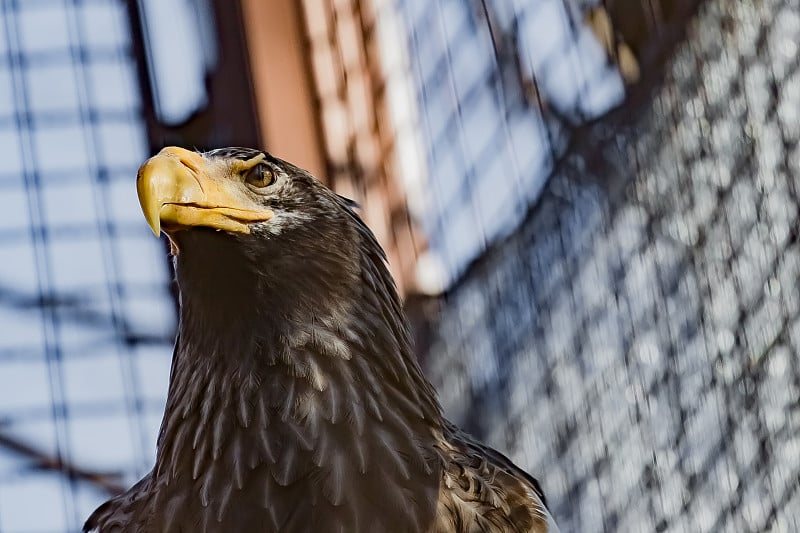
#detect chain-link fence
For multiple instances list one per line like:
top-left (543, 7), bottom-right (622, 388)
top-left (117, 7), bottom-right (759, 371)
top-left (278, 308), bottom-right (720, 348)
top-left (2, 0), bottom-right (798, 531)
top-left (0, 1), bottom-right (174, 531)
top-left (418, 1), bottom-right (800, 531)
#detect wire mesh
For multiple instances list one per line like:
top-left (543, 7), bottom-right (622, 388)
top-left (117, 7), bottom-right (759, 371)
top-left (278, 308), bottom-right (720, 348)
top-left (397, 0), bottom-right (630, 288)
top-left (0, 0), bottom-right (174, 531)
top-left (1, 0), bottom-right (798, 531)
top-left (413, 0), bottom-right (800, 531)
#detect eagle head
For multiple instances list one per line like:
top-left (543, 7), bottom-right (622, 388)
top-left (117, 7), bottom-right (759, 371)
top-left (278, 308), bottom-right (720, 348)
top-left (137, 146), bottom-right (365, 321)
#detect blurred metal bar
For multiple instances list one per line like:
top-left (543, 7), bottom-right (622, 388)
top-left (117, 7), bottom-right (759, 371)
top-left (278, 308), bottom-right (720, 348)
top-left (0, 432), bottom-right (126, 496)
top-left (239, 0), bottom-right (326, 178)
top-left (125, 0), bottom-right (262, 151)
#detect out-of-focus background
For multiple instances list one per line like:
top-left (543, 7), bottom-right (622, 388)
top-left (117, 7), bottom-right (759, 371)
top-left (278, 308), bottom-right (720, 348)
top-left (1, 0), bottom-right (798, 531)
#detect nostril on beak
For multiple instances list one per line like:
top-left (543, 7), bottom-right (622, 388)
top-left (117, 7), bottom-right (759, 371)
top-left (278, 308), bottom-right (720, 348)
top-left (179, 157), bottom-right (200, 174)
top-left (157, 147), bottom-right (204, 174)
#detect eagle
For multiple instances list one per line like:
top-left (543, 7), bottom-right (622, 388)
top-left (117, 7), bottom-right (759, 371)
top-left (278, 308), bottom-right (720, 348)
top-left (85, 146), bottom-right (558, 532)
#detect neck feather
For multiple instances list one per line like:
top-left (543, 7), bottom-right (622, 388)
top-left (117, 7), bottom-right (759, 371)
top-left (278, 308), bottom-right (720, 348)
top-left (151, 226), bottom-right (442, 530)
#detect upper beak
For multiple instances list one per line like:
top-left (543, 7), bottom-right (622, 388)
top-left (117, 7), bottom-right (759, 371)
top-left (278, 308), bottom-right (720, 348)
top-left (136, 146), bottom-right (274, 237)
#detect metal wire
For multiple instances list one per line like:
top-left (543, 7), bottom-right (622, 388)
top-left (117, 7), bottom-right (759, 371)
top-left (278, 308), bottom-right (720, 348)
top-left (0, 1), bottom-right (174, 531)
top-left (414, 1), bottom-right (800, 531)
top-left (2, 0), bottom-right (798, 532)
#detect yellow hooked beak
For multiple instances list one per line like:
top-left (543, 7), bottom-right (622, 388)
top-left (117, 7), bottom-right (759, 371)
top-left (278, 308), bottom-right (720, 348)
top-left (136, 146), bottom-right (274, 237)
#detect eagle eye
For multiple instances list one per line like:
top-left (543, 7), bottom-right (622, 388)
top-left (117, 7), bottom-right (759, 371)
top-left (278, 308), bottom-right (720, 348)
top-left (243, 164), bottom-right (276, 188)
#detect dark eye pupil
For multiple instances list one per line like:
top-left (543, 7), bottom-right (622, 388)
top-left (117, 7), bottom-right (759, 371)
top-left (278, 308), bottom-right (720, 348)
top-left (245, 164), bottom-right (274, 188)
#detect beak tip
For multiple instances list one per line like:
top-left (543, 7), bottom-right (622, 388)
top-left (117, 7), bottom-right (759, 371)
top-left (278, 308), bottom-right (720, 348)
top-left (142, 207), bottom-right (162, 237)
top-left (137, 158), bottom-right (167, 238)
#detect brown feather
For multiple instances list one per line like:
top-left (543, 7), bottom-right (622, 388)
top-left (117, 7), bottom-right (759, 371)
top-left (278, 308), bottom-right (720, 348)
top-left (84, 148), bottom-right (555, 533)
